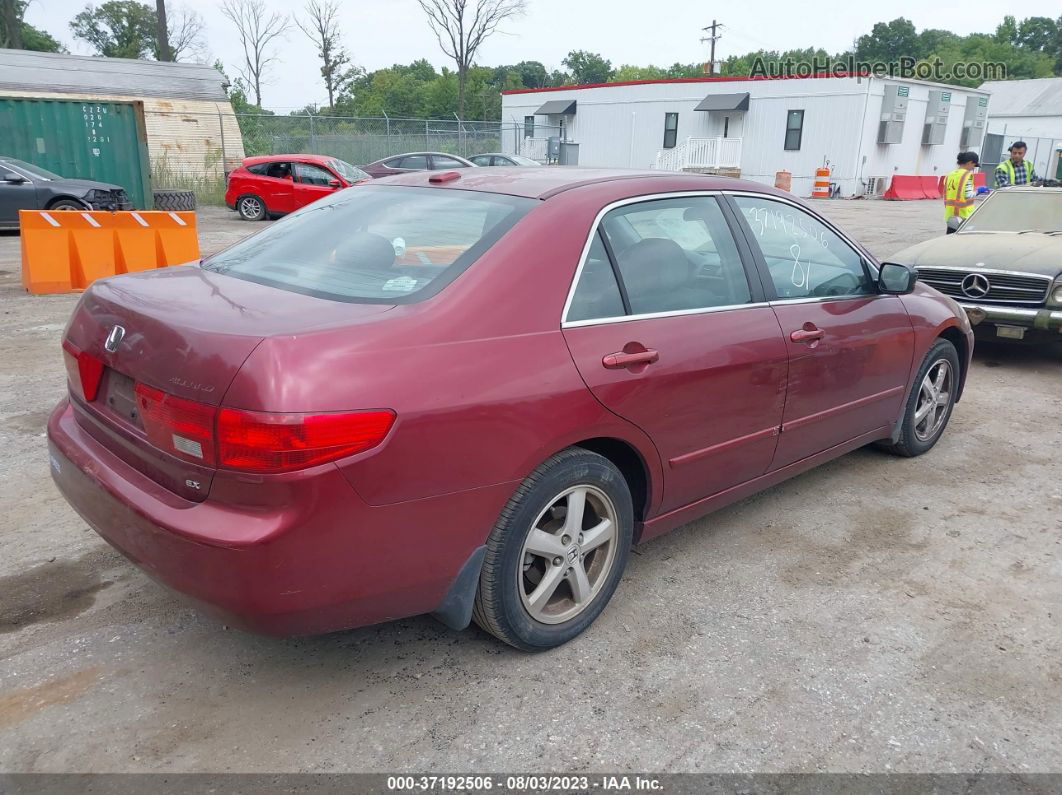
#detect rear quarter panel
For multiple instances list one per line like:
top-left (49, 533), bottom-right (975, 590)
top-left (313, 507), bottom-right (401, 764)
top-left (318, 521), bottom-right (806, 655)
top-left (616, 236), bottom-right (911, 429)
top-left (221, 187), bottom-right (670, 510)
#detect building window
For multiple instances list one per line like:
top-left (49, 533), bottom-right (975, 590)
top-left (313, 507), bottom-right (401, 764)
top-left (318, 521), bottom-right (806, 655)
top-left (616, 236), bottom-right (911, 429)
top-left (784, 110), bottom-right (804, 151)
top-left (663, 112), bottom-right (679, 149)
top-left (523, 115), bottom-right (534, 138)
top-left (723, 116), bottom-right (730, 138)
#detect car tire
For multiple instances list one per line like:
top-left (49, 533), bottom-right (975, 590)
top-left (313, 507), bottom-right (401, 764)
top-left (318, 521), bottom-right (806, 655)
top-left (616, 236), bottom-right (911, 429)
top-left (472, 448), bottom-right (633, 651)
top-left (879, 338), bottom-right (961, 457)
top-left (153, 189), bottom-right (196, 212)
top-left (236, 195), bottom-right (267, 221)
top-left (48, 199), bottom-right (85, 211)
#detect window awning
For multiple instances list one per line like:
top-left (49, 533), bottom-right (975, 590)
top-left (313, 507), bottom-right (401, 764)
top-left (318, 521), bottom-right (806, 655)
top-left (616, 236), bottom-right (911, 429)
top-left (535, 99), bottom-right (577, 115)
top-left (694, 92), bottom-right (749, 112)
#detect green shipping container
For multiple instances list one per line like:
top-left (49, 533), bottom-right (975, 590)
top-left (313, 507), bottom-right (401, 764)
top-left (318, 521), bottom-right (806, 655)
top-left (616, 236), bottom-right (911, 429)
top-left (0, 96), bottom-right (152, 209)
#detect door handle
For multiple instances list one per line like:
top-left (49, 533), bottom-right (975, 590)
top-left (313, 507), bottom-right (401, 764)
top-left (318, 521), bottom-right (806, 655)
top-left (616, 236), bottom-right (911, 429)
top-left (790, 325), bottom-right (825, 344)
top-left (602, 349), bottom-right (659, 369)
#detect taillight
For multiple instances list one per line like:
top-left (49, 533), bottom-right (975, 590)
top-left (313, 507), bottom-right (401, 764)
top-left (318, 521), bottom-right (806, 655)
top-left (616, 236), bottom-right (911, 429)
top-left (62, 340), bottom-right (104, 401)
top-left (217, 407), bottom-right (395, 473)
top-left (135, 383), bottom-right (218, 465)
top-left (133, 382), bottom-right (394, 473)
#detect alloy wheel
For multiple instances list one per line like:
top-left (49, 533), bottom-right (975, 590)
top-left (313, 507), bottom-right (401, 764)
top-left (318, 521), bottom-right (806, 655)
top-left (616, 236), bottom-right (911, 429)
top-left (518, 485), bottom-right (618, 625)
top-left (913, 358), bottom-right (953, 442)
top-left (239, 197), bottom-right (263, 219)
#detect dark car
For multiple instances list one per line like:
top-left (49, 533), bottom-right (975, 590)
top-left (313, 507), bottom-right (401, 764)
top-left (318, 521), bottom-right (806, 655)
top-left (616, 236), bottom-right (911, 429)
top-left (0, 156), bottom-right (132, 229)
top-left (470, 153), bottom-right (542, 167)
top-left (892, 187), bottom-right (1062, 345)
top-left (48, 167), bottom-right (972, 650)
top-left (360, 151), bottom-right (475, 178)
top-left (225, 154), bottom-right (371, 221)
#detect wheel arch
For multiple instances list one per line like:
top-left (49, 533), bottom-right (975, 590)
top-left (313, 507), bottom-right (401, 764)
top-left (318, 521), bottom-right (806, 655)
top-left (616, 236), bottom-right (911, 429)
top-left (45, 195), bottom-right (88, 210)
top-left (572, 436), bottom-right (652, 542)
top-left (937, 324), bottom-right (969, 401)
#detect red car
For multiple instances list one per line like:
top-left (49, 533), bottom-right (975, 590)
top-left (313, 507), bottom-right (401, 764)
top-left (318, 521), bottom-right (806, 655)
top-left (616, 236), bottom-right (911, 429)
top-left (224, 154), bottom-right (370, 221)
top-left (48, 168), bottom-right (973, 650)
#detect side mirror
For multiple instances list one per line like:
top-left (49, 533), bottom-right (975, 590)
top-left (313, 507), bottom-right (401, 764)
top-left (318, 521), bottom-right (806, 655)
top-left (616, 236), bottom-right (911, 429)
top-left (878, 262), bottom-right (918, 295)
top-left (328, 179), bottom-right (342, 188)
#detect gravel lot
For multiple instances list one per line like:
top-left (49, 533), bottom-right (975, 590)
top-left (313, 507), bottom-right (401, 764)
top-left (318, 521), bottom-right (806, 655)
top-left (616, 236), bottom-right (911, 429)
top-left (0, 199), bottom-right (1059, 774)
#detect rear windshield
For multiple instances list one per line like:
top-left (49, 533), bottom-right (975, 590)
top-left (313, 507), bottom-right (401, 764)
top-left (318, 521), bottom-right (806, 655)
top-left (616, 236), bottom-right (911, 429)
top-left (203, 185), bottom-right (536, 303)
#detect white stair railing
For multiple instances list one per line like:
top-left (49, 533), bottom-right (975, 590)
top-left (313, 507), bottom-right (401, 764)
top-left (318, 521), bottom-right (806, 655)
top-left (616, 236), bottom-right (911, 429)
top-left (654, 137), bottom-right (742, 171)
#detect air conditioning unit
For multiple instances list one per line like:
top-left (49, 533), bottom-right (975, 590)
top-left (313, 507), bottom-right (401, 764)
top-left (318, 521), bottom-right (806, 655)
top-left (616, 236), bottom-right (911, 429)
top-left (960, 95), bottom-right (988, 148)
top-left (864, 176), bottom-right (889, 195)
top-left (921, 89), bottom-right (950, 146)
top-left (878, 84), bottom-right (909, 145)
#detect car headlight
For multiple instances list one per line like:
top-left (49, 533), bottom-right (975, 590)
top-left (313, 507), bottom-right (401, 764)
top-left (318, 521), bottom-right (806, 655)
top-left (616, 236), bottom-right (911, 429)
top-left (1050, 282), bottom-right (1062, 307)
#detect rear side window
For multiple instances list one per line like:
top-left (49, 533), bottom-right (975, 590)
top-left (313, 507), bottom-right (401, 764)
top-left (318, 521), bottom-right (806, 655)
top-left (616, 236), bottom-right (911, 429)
top-left (567, 233), bottom-right (625, 322)
top-left (602, 197), bottom-right (750, 315)
top-left (397, 155), bottom-right (427, 169)
top-left (203, 186), bottom-right (536, 304)
top-left (246, 163), bottom-right (269, 175)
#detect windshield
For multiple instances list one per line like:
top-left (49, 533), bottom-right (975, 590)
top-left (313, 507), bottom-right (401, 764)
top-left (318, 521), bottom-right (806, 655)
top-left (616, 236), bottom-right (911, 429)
top-left (203, 185), bottom-right (536, 303)
top-left (329, 158), bottom-right (369, 182)
top-left (5, 158), bottom-right (62, 180)
top-left (961, 190), bottom-right (1062, 233)
top-left (509, 154), bottom-right (540, 166)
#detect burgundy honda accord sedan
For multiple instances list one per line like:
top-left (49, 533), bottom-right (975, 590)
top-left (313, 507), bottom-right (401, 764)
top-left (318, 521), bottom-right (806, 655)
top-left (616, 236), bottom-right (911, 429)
top-left (48, 168), bottom-right (973, 650)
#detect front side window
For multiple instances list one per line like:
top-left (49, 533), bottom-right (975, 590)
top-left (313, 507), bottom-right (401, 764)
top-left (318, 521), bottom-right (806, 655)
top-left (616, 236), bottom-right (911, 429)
top-left (784, 110), bottom-right (804, 151)
top-left (431, 155), bottom-right (468, 169)
top-left (732, 196), bottom-right (873, 300)
top-left (203, 186), bottom-right (535, 304)
top-left (663, 112), bottom-right (679, 149)
top-left (294, 163), bottom-right (335, 185)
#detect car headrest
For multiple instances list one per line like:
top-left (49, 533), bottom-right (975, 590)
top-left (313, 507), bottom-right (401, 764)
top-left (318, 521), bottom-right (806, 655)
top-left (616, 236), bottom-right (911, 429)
top-left (616, 238), bottom-right (690, 296)
top-left (332, 232), bottom-right (396, 270)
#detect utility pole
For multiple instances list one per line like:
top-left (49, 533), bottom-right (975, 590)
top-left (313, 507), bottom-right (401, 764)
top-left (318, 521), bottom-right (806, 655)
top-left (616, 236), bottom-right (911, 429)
top-left (700, 20), bottom-right (723, 75)
top-left (155, 0), bottom-right (171, 61)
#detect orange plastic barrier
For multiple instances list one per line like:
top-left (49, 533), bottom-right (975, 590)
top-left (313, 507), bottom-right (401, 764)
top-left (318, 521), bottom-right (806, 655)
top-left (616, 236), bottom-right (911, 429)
top-left (883, 175), bottom-right (931, 200)
top-left (20, 210), bottom-right (199, 295)
top-left (920, 176), bottom-right (942, 199)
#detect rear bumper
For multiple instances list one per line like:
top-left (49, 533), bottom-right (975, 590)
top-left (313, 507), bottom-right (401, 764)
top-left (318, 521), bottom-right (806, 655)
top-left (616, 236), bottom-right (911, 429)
top-left (959, 302), bottom-right (1062, 332)
top-left (47, 398), bottom-right (515, 635)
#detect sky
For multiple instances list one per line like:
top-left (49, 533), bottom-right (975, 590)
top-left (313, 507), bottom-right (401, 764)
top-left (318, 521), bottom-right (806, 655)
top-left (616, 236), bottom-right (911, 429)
top-left (25, 0), bottom-right (1014, 112)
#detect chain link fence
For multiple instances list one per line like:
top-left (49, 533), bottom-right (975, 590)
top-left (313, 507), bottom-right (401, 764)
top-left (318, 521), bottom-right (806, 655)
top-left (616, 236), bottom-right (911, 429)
top-left (142, 108), bottom-right (561, 206)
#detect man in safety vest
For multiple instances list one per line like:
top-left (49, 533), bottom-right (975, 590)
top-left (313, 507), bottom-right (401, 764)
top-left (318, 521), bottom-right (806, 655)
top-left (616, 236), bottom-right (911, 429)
top-left (944, 152), bottom-right (979, 234)
top-left (995, 141), bottom-right (1038, 188)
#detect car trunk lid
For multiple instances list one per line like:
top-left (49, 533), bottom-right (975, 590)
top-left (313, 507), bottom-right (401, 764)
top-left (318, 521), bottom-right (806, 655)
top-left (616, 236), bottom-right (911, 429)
top-left (64, 265), bottom-right (395, 501)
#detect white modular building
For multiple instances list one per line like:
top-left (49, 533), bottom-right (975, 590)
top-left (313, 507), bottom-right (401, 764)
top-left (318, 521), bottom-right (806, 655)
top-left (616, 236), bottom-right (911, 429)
top-left (501, 75), bottom-right (992, 197)
top-left (979, 77), bottom-right (1062, 180)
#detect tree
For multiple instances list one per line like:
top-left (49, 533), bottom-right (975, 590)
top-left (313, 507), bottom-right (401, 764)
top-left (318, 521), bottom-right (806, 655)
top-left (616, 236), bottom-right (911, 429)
top-left (854, 18), bottom-right (922, 63)
top-left (161, 4), bottom-right (204, 60)
top-left (71, 1), bottom-right (156, 58)
top-left (297, 0), bottom-right (355, 109)
top-left (512, 60), bottom-right (548, 88)
top-left (2, 0), bottom-right (64, 50)
top-left (220, 0), bottom-right (290, 108)
top-left (417, 0), bottom-right (527, 119)
top-left (611, 64), bottom-right (667, 82)
top-left (561, 50), bottom-right (612, 84)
